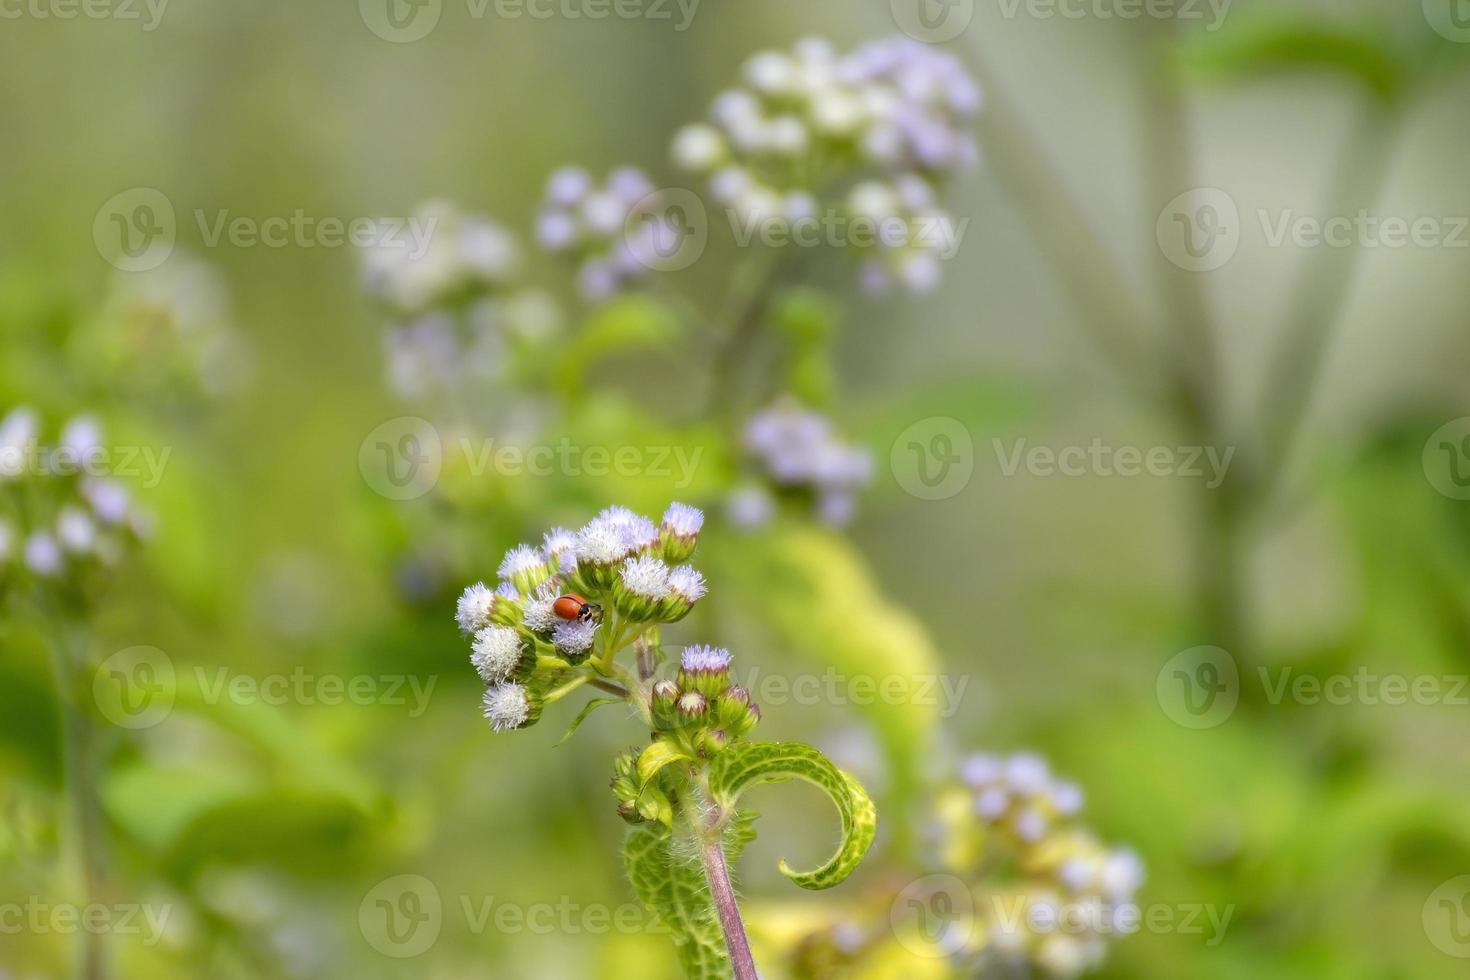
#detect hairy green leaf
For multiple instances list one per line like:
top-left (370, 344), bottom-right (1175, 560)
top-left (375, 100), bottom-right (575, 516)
top-left (623, 825), bottom-right (727, 980)
top-left (636, 740), bottom-right (692, 785)
top-left (708, 741), bottom-right (876, 890)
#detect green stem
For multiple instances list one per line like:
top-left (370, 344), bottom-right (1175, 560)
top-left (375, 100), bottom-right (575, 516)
top-left (44, 612), bottom-right (108, 980)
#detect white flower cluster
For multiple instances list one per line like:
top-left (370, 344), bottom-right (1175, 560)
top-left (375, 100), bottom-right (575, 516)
top-left (96, 254), bottom-right (250, 398)
top-left (672, 35), bottom-right (980, 293)
top-left (456, 503), bottom-right (708, 732)
top-left (730, 400), bottom-right (874, 528)
top-left (535, 166), bottom-right (675, 303)
top-left (0, 408), bottom-right (150, 584)
top-left (955, 752), bottom-right (1145, 978)
top-left (361, 201), bottom-right (561, 399)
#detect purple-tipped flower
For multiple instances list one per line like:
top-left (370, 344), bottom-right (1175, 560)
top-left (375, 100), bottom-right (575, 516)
top-left (660, 502), bottom-right (703, 562)
top-left (679, 645), bottom-right (733, 697)
top-left (498, 544), bottom-right (550, 593)
top-left (553, 617), bottom-right (598, 661)
top-left (542, 526), bottom-right (578, 571)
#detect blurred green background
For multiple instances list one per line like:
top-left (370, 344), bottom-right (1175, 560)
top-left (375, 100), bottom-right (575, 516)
top-left (4, 0), bottom-right (1470, 977)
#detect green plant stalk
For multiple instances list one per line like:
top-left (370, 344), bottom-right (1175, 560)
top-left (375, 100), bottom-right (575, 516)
top-left (45, 613), bottom-right (108, 980)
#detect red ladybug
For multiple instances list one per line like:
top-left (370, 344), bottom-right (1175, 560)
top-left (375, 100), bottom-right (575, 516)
top-left (553, 594), bottom-right (602, 623)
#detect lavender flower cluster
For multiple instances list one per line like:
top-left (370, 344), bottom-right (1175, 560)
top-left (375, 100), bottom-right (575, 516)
top-left (0, 408), bottom-right (150, 585)
top-left (361, 201), bottom-right (560, 399)
top-left (535, 166), bottom-right (678, 303)
top-left (729, 400), bottom-right (874, 529)
top-left (948, 752), bottom-right (1146, 977)
top-left (673, 36), bottom-right (980, 294)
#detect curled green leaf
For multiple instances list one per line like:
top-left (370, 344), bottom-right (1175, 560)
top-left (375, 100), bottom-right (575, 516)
top-left (708, 741), bottom-right (876, 890)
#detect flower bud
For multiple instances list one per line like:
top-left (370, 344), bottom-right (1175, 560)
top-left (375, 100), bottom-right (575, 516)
top-left (652, 679), bottom-right (680, 718)
top-left (676, 690), bottom-right (708, 720)
top-left (456, 581), bottom-right (521, 634)
top-left (470, 625), bottom-right (532, 683)
top-left (698, 728), bottom-right (730, 757)
top-left (552, 618), bottom-right (598, 665)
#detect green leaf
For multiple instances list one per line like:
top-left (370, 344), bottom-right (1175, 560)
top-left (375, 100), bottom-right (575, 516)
top-left (708, 741), bottom-right (876, 891)
top-left (623, 824), bottom-right (730, 980)
top-left (636, 740), bottom-right (692, 785)
top-left (717, 527), bottom-right (939, 857)
top-left (556, 697), bottom-right (623, 745)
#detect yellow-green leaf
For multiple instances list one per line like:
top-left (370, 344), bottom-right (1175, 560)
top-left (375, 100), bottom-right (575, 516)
top-left (708, 741), bottom-right (876, 891)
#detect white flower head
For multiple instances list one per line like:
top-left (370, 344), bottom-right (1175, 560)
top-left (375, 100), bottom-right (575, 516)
top-left (672, 124), bottom-right (727, 173)
top-left (680, 644), bottom-right (732, 674)
top-left (961, 753), bottom-right (1001, 787)
top-left (497, 544), bottom-right (545, 582)
top-left (553, 617), bottom-right (598, 657)
top-left (726, 484), bottom-right (774, 530)
top-left (1005, 753), bottom-right (1051, 797)
top-left (522, 584), bottom-right (561, 633)
top-left (471, 625), bottom-right (524, 683)
top-left (1051, 780), bottom-right (1085, 817)
top-left (975, 786), bottom-right (1009, 821)
top-left (546, 166), bottom-right (592, 207)
top-left (482, 682), bottom-right (533, 732)
top-left (619, 554), bottom-right (671, 600)
top-left (576, 519), bottom-right (632, 567)
top-left (455, 582), bottom-right (498, 634)
top-left (661, 502), bottom-right (704, 538)
top-left (1100, 850), bottom-right (1145, 900)
top-left (667, 565), bottom-right (707, 602)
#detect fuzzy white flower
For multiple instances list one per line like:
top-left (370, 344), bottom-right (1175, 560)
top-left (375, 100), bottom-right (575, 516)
top-left (522, 585), bottom-right (561, 634)
top-left (542, 526), bottom-right (578, 568)
top-left (975, 787), bottom-right (1009, 820)
top-left (576, 520), bottom-right (631, 566)
top-left (619, 554), bottom-right (671, 600)
top-left (552, 618), bottom-right (598, 656)
top-left (497, 544), bottom-right (545, 581)
top-left (471, 626), bottom-right (524, 682)
top-left (456, 581), bottom-right (498, 634)
top-left (672, 124), bottom-right (727, 173)
top-left (667, 565), bottom-right (707, 602)
top-left (482, 682), bottom-right (532, 732)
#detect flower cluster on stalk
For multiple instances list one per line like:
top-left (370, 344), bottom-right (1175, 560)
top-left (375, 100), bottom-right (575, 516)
top-left (940, 753), bottom-right (1145, 977)
top-left (672, 35), bottom-right (980, 293)
top-left (729, 399), bottom-right (874, 528)
top-left (361, 200), bottom-right (560, 399)
top-left (456, 502), bottom-right (716, 734)
top-left (534, 166), bottom-right (676, 303)
top-left (0, 408), bottom-right (150, 591)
